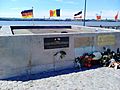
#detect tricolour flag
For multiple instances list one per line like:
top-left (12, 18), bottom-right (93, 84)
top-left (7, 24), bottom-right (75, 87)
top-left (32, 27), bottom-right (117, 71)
top-left (50, 9), bottom-right (60, 17)
top-left (74, 11), bottom-right (82, 16)
top-left (115, 12), bottom-right (119, 21)
top-left (21, 9), bottom-right (33, 18)
top-left (74, 11), bottom-right (82, 19)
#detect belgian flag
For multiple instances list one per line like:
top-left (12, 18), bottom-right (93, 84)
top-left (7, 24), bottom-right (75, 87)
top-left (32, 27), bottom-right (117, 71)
top-left (21, 9), bottom-right (33, 18)
top-left (50, 9), bottom-right (60, 17)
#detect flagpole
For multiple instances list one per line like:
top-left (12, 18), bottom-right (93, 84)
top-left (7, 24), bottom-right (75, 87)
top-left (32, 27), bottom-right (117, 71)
top-left (32, 7), bottom-right (34, 17)
top-left (32, 7), bottom-right (34, 25)
top-left (83, 0), bottom-right (87, 26)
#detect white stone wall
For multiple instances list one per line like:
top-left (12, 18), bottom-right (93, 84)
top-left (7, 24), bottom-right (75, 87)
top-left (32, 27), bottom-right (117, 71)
top-left (0, 34), bottom-right (75, 79)
top-left (0, 30), bottom-right (120, 79)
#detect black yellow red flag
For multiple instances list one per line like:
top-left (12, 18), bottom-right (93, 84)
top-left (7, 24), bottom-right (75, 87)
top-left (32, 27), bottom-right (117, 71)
top-left (21, 9), bottom-right (33, 18)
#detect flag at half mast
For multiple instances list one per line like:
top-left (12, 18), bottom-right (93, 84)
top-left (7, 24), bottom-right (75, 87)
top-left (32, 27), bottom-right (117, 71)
top-left (21, 9), bottom-right (33, 18)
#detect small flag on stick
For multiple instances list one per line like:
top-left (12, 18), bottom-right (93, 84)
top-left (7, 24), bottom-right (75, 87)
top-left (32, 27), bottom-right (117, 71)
top-left (115, 12), bottom-right (119, 21)
top-left (96, 11), bottom-right (102, 20)
top-left (96, 15), bottom-right (101, 20)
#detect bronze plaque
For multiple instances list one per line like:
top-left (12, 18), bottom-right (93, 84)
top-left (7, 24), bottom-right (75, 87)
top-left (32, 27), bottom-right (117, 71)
top-left (74, 37), bottom-right (94, 48)
top-left (97, 35), bottom-right (115, 46)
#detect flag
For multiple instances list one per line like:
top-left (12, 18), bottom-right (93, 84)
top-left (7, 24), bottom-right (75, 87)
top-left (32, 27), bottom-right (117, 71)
top-left (74, 11), bottom-right (82, 16)
top-left (115, 12), bottom-right (119, 21)
top-left (96, 11), bottom-right (102, 20)
top-left (74, 11), bottom-right (82, 19)
top-left (96, 15), bottom-right (101, 20)
top-left (21, 9), bottom-right (33, 18)
top-left (50, 9), bottom-right (60, 17)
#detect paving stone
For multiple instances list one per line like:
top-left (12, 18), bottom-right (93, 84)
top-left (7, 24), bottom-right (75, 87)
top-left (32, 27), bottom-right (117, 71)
top-left (0, 67), bottom-right (119, 90)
